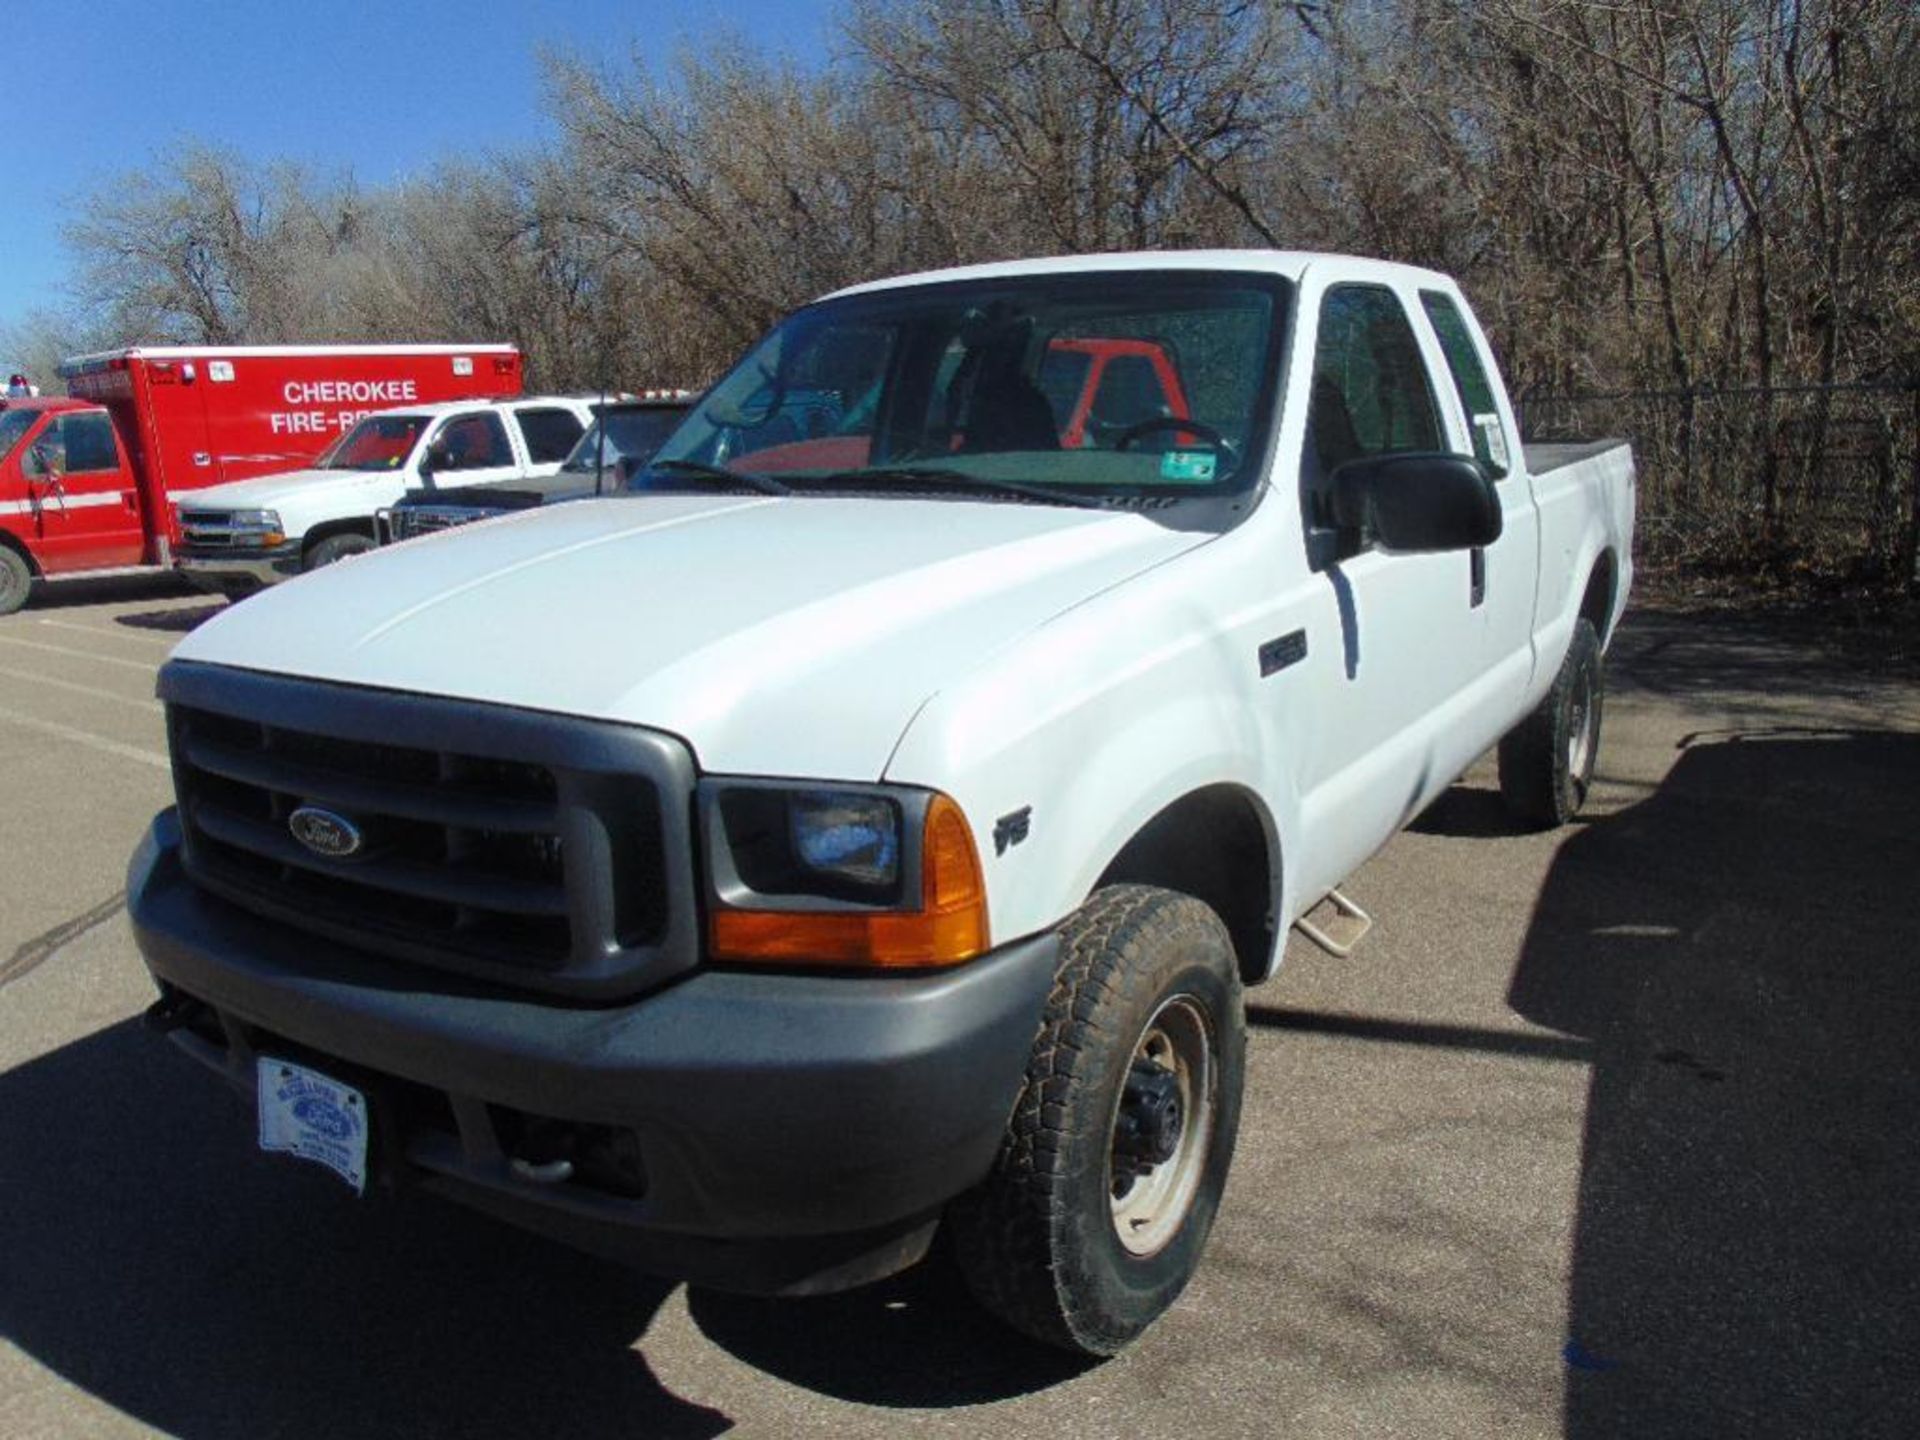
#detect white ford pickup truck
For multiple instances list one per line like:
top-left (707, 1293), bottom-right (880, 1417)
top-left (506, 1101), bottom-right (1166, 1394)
top-left (172, 395), bottom-right (595, 593)
top-left (129, 251), bottom-right (1633, 1355)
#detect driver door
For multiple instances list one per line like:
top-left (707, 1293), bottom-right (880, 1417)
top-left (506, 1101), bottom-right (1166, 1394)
top-left (418, 411), bottom-right (522, 495)
top-left (1285, 280), bottom-right (1493, 900)
top-left (22, 410), bottom-right (144, 573)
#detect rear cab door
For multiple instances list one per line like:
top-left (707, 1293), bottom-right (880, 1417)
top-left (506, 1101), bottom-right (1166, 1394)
top-left (1411, 286), bottom-right (1540, 701)
top-left (508, 403), bottom-right (589, 479)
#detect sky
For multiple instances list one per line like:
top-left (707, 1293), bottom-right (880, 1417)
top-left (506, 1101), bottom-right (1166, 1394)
top-left (2, 0), bottom-right (835, 371)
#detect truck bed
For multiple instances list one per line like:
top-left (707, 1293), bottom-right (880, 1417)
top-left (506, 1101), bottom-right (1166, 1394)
top-left (1524, 439), bottom-right (1631, 476)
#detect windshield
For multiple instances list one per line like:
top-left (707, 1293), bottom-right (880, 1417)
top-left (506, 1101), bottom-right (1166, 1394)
top-left (311, 428), bottom-right (348, 468)
top-left (644, 271), bottom-right (1288, 502)
top-left (0, 408), bottom-right (38, 465)
top-left (322, 414), bottom-right (429, 471)
top-left (562, 406), bottom-right (688, 474)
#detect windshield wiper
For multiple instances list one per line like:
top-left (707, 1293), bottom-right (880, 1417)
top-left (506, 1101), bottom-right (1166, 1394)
top-left (647, 458), bottom-right (791, 496)
top-left (822, 466), bottom-right (1108, 510)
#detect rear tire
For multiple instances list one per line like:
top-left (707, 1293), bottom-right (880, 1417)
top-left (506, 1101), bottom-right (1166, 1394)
top-left (0, 545), bottom-right (33, 615)
top-left (304, 532), bottom-right (375, 571)
top-left (948, 884), bottom-right (1245, 1356)
top-left (1499, 617), bottom-right (1603, 827)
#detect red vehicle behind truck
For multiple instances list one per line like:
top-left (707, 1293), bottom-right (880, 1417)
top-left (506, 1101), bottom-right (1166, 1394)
top-left (0, 344), bottom-right (521, 615)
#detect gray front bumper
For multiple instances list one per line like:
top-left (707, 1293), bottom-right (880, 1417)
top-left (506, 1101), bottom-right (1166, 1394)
top-left (127, 811), bottom-right (1056, 1290)
top-left (174, 542), bottom-right (302, 587)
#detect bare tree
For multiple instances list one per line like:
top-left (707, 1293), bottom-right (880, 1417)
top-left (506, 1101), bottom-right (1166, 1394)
top-left (64, 144), bottom-right (376, 344)
top-left (853, 0), bottom-right (1296, 252)
top-left (28, 0), bottom-right (1920, 584)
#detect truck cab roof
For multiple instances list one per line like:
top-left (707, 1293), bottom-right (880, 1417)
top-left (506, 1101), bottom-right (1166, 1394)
top-left (365, 396), bottom-right (562, 422)
top-left (826, 248), bottom-right (1459, 301)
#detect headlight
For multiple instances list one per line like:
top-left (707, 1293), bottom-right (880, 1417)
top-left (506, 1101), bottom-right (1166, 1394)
top-left (790, 789), bottom-right (901, 889)
top-left (226, 509), bottom-right (283, 532)
top-left (701, 780), bottom-right (988, 969)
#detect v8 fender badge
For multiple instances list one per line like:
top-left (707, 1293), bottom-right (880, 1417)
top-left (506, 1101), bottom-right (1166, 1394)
top-left (993, 806), bottom-right (1032, 856)
top-left (288, 805), bottom-right (365, 859)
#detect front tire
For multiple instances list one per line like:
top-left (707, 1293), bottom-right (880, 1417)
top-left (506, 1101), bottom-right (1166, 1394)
top-left (304, 532), bottom-right (375, 571)
top-left (1499, 616), bottom-right (1603, 827)
top-left (0, 546), bottom-right (32, 615)
top-left (949, 885), bottom-right (1245, 1355)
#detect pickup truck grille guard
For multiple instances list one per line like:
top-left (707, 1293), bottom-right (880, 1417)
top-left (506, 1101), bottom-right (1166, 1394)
top-left (159, 661), bottom-right (700, 1000)
top-left (390, 505), bottom-right (493, 541)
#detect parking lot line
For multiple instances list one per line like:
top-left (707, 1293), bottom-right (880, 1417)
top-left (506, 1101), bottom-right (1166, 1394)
top-left (0, 665), bottom-right (163, 714)
top-left (0, 634), bottom-right (163, 674)
top-left (0, 702), bottom-right (169, 769)
top-left (35, 617), bottom-right (180, 648)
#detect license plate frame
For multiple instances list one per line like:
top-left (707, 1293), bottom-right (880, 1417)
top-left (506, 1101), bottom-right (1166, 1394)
top-left (256, 1056), bottom-right (370, 1195)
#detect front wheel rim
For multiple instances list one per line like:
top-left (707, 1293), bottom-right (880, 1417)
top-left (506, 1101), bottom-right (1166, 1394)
top-left (1567, 666), bottom-right (1597, 782)
top-left (1108, 995), bottom-right (1215, 1257)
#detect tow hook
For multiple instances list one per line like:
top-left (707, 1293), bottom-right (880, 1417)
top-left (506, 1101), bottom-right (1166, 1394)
top-left (142, 986), bottom-right (197, 1034)
top-left (510, 1157), bottom-right (575, 1185)
top-left (1112, 1058), bottom-right (1184, 1188)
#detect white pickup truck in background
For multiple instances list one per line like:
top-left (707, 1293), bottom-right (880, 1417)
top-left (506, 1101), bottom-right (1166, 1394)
top-left (129, 250), bottom-right (1633, 1355)
top-left (172, 395), bottom-right (596, 592)
top-left (380, 393), bottom-right (694, 545)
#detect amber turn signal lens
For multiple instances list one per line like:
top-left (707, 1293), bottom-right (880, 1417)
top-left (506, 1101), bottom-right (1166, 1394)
top-left (710, 791), bottom-right (990, 969)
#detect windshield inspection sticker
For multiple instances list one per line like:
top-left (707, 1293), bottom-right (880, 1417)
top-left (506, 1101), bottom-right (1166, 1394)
top-left (1160, 449), bottom-right (1218, 483)
top-left (258, 1057), bottom-right (369, 1194)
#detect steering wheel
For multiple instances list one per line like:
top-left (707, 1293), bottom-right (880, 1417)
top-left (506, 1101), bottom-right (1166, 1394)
top-left (1113, 416), bottom-right (1232, 454)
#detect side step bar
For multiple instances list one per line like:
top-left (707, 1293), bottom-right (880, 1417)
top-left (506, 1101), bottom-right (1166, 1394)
top-left (1292, 887), bottom-right (1374, 958)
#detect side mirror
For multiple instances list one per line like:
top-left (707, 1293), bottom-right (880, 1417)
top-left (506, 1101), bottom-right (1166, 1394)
top-left (1329, 452), bottom-right (1502, 553)
top-left (419, 440), bottom-right (452, 479)
top-left (21, 444), bottom-right (49, 479)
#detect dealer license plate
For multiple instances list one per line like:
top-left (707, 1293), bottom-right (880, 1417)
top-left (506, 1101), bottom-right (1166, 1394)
top-left (257, 1057), bottom-right (369, 1195)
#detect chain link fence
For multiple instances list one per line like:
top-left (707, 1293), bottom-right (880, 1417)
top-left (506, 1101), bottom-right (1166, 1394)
top-left (1518, 381), bottom-right (1920, 591)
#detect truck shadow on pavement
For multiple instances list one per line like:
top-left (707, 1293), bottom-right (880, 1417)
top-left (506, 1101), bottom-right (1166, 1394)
top-left (17, 572), bottom-right (201, 613)
top-left (113, 600), bottom-right (228, 634)
top-left (686, 1250), bottom-right (1095, 1405)
top-left (0, 1022), bottom-right (1094, 1433)
top-left (1505, 726), bottom-right (1920, 1437)
top-left (0, 1023), bottom-right (732, 1439)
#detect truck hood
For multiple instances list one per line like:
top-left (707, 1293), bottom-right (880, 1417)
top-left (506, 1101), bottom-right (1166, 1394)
top-left (178, 467), bottom-right (388, 510)
top-left (172, 493), bottom-right (1208, 777)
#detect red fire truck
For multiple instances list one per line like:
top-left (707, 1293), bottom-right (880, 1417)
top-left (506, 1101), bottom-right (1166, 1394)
top-left (0, 344), bottom-right (521, 614)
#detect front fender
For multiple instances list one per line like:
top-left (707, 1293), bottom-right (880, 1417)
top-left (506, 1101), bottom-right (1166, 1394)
top-left (276, 479), bottom-right (406, 540)
top-left (885, 576), bottom-right (1297, 978)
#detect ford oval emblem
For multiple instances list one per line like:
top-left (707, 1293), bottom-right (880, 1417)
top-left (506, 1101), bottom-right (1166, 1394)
top-left (289, 805), bottom-right (364, 859)
top-left (291, 1093), bottom-right (357, 1139)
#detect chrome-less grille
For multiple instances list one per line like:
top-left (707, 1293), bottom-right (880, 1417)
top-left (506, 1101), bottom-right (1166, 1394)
top-left (161, 663), bottom-right (700, 1000)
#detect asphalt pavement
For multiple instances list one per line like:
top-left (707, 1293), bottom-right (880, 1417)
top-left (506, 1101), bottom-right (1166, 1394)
top-left (1, 574), bottom-right (1916, 1439)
